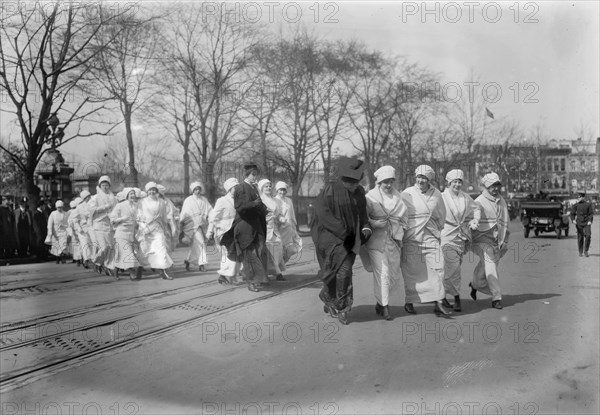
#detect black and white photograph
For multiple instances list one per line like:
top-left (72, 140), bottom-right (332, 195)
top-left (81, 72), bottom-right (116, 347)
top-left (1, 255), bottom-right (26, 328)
top-left (1, 1), bottom-right (599, 414)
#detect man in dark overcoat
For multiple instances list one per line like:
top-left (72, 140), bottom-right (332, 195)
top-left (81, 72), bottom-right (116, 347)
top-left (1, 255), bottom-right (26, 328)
top-left (14, 197), bottom-right (33, 257)
top-left (0, 195), bottom-right (18, 259)
top-left (570, 190), bottom-right (594, 257)
top-left (229, 162), bottom-right (269, 292)
top-left (32, 201), bottom-right (49, 262)
top-left (311, 157), bottom-right (372, 325)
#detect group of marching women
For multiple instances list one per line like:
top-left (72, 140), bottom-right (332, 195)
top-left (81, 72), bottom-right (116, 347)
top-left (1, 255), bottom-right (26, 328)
top-left (47, 171), bottom-right (302, 285)
top-left (312, 157), bottom-right (509, 325)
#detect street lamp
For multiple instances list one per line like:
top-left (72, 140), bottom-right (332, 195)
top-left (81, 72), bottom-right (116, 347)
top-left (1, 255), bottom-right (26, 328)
top-left (44, 113), bottom-right (65, 148)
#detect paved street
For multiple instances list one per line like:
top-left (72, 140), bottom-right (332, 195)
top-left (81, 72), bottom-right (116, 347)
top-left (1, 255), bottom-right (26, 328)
top-left (1, 220), bottom-right (599, 414)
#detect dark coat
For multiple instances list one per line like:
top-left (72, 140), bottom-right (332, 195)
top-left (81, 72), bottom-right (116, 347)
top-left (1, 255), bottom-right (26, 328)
top-left (32, 209), bottom-right (48, 242)
top-left (311, 181), bottom-right (371, 283)
top-left (0, 206), bottom-right (17, 252)
top-left (14, 207), bottom-right (33, 249)
top-left (570, 199), bottom-right (594, 226)
top-left (230, 181), bottom-right (267, 253)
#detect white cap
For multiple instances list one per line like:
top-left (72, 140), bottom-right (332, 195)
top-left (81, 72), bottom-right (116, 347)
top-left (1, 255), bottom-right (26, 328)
top-left (98, 175), bottom-right (111, 186)
top-left (55, 200), bottom-right (64, 208)
top-left (374, 166), bottom-right (396, 183)
top-left (415, 165), bottom-right (435, 180)
top-left (190, 181), bottom-right (202, 192)
top-left (258, 179), bottom-right (271, 191)
top-left (223, 178), bottom-right (239, 193)
top-left (80, 190), bottom-right (91, 200)
top-left (446, 169), bottom-right (464, 183)
top-left (157, 184), bottom-right (166, 194)
top-left (482, 172), bottom-right (502, 188)
top-left (145, 182), bottom-right (158, 192)
top-left (275, 181), bottom-right (288, 191)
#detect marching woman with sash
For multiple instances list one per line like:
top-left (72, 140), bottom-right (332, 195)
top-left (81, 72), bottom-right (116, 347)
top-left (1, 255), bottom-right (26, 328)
top-left (363, 166), bottom-right (407, 321)
top-left (275, 181), bottom-right (302, 265)
top-left (88, 175), bottom-right (118, 276)
top-left (137, 182), bottom-right (175, 280)
top-left (67, 198), bottom-right (83, 266)
top-left (207, 178), bottom-right (243, 285)
top-left (110, 188), bottom-right (141, 280)
top-left (400, 165), bottom-right (451, 316)
top-left (470, 172), bottom-right (510, 310)
top-left (47, 200), bottom-right (69, 264)
top-left (180, 182), bottom-right (212, 272)
top-left (258, 178), bottom-right (286, 281)
top-left (74, 190), bottom-right (93, 268)
top-left (440, 169), bottom-right (481, 312)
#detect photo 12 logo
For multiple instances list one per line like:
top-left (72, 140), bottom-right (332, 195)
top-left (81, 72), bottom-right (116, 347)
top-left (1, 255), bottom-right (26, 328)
top-left (400, 2), bottom-right (540, 24)
top-left (200, 1), bottom-right (340, 24)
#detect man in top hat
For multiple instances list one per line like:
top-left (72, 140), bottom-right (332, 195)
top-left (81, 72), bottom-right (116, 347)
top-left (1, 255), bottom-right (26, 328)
top-left (231, 162), bottom-right (269, 292)
top-left (311, 156), bottom-right (372, 324)
top-left (180, 181), bottom-right (212, 271)
top-left (14, 197), bottom-right (33, 257)
top-left (570, 190), bottom-right (594, 257)
top-left (469, 172), bottom-right (510, 310)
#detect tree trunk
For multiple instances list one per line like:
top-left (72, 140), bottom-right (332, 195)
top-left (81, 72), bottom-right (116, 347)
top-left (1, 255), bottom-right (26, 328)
top-left (183, 149), bottom-right (190, 196)
top-left (124, 105), bottom-right (138, 187)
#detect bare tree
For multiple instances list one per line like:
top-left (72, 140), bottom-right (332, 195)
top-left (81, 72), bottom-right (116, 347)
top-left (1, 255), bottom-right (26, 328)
top-left (80, 8), bottom-right (161, 187)
top-left (164, 4), bottom-right (259, 201)
top-left (0, 1), bottom-right (136, 207)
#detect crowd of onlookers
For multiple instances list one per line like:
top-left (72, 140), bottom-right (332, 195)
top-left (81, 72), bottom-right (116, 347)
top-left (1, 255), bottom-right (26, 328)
top-left (0, 195), bottom-right (61, 263)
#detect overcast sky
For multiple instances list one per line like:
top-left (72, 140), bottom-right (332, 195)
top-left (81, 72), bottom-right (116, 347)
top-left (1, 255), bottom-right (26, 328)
top-left (3, 1), bottom-right (599, 164)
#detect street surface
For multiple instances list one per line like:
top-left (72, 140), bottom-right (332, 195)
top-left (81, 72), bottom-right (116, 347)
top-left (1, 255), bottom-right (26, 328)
top-left (0, 220), bottom-right (599, 414)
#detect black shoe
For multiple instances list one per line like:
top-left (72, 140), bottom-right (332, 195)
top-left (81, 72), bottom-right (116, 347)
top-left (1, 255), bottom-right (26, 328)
top-left (338, 311), bottom-right (349, 325)
top-left (434, 301), bottom-right (452, 316)
top-left (453, 296), bottom-right (462, 312)
top-left (217, 275), bottom-right (229, 285)
top-left (199, 265), bottom-right (206, 272)
top-left (275, 274), bottom-right (286, 281)
top-left (441, 298), bottom-right (452, 308)
top-left (184, 260), bottom-right (190, 271)
top-left (404, 303), bottom-right (416, 314)
top-left (161, 270), bottom-right (173, 280)
top-left (585, 252), bottom-right (589, 257)
top-left (248, 283), bottom-right (259, 292)
top-left (375, 303), bottom-right (383, 316)
top-left (382, 305), bottom-right (391, 321)
top-left (469, 282), bottom-right (477, 301)
top-left (492, 300), bottom-right (503, 309)
top-left (324, 305), bottom-right (338, 318)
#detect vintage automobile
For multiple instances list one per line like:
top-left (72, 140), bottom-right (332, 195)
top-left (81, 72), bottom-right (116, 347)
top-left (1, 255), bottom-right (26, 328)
top-left (520, 201), bottom-right (570, 239)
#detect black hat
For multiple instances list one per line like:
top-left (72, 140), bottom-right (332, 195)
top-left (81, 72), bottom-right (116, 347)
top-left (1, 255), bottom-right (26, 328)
top-left (18, 197), bottom-right (28, 205)
top-left (244, 162), bottom-right (259, 173)
top-left (578, 190), bottom-right (586, 196)
top-left (338, 157), bottom-right (364, 181)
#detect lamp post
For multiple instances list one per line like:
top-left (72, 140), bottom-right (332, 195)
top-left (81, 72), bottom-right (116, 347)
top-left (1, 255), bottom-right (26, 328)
top-left (44, 113), bottom-right (65, 148)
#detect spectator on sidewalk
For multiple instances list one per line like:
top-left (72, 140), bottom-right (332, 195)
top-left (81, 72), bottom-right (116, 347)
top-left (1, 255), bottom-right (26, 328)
top-left (0, 195), bottom-right (17, 260)
top-left (32, 201), bottom-right (48, 262)
top-left (14, 197), bottom-right (33, 257)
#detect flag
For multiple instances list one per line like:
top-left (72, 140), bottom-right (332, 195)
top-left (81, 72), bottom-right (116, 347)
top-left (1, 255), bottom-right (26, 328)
top-left (485, 107), bottom-right (495, 119)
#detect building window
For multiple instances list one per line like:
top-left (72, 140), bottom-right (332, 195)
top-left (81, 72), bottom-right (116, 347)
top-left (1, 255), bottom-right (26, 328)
top-left (592, 160), bottom-right (597, 172)
top-left (560, 158), bottom-right (565, 171)
top-left (547, 158), bottom-right (552, 172)
top-left (581, 160), bottom-right (586, 172)
top-left (554, 158), bottom-right (560, 172)
top-left (570, 159), bottom-right (577, 171)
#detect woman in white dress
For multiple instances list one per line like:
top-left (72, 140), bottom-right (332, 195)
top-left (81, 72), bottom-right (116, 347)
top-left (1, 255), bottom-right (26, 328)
top-left (47, 200), bottom-right (69, 263)
top-left (207, 178), bottom-right (243, 285)
top-left (137, 182), bottom-right (175, 280)
top-left (440, 169), bottom-right (480, 312)
top-left (275, 181), bottom-right (302, 265)
top-left (74, 190), bottom-right (93, 268)
top-left (258, 179), bottom-right (286, 281)
top-left (363, 166), bottom-right (407, 320)
top-left (400, 165), bottom-right (451, 316)
top-left (88, 175), bottom-right (118, 276)
top-left (110, 187), bottom-right (141, 280)
top-left (67, 198), bottom-right (83, 266)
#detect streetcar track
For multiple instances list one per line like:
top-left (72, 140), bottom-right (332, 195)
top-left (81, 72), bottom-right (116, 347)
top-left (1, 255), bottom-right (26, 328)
top-left (0, 256), bottom-right (318, 333)
top-left (0, 276), bottom-right (322, 392)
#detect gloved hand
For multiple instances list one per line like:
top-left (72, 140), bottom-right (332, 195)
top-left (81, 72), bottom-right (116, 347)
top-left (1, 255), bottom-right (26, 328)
top-left (361, 228), bottom-right (372, 243)
top-left (469, 219), bottom-right (479, 230)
